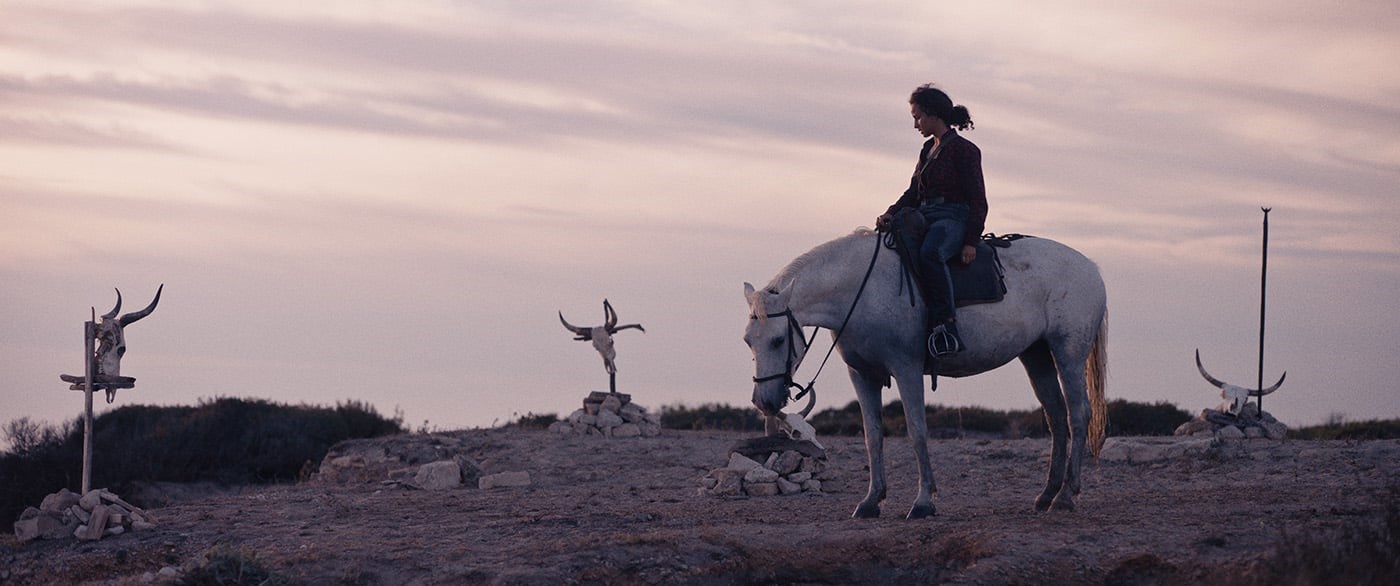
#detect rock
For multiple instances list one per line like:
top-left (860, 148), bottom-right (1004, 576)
top-left (40, 489), bottom-right (79, 513)
top-left (479, 471), bottom-right (531, 489)
top-left (709, 469), bottom-right (744, 497)
top-left (1244, 426), bottom-right (1265, 439)
top-left (731, 436), bottom-right (827, 461)
top-left (726, 453), bottom-right (763, 472)
top-left (746, 482), bottom-right (781, 497)
top-left (547, 421), bottom-right (573, 434)
top-left (600, 394), bottom-right (624, 414)
top-left (802, 479), bottom-right (823, 492)
top-left (70, 505), bottom-right (90, 524)
top-left (415, 461), bottom-right (463, 490)
top-left (1260, 420), bottom-right (1289, 440)
top-left (639, 422), bottom-right (662, 437)
top-left (1217, 425), bottom-right (1245, 440)
top-left (777, 478), bottom-right (802, 495)
top-left (1174, 418), bottom-right (1212, 436)
top-left (78, 489), bottom-right (104, 511)
top-left (772, 450), bottom-right (804, 475)
top-left (620, 403), bottom-right (646, 423)
top-left (786, 471), bottom-right (812, 484)
top-left (455, 455), bottom-right (483, 486)
top-left (799, 456), bottom-right (827, 477)
top-left (700, 476), bottom-right (718, 490)
top-left (76, 504), bottom-right (110, 541)
top-left (613, 423), bottom-right (642, 438)
top-left (13, 508), bottom-right (41, 541)
top-left (744, 467), bottom-right (780, 484)
top-left (596, 410), bottom-right (624, 429)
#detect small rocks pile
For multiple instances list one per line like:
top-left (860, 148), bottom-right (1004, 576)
top-left (1174, 403), bottom-right (1288, 440)
top-left (549, 391), bottom-right (662, 438)
top-left (700, 436), bottom-right (830, 497)
top-left (12, 488), bottom-right (155, 542)
top-left (315, 433), bottom-right (530, 491)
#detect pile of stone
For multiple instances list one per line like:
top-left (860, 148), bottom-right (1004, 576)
top-left (314, 433), bottom-right (531, 491)
top-left (13, 488), bottom-right (155, 542)
top-left (700, 436), bottom-right (830, 497)
top-left (549, 391), bottom-right (662, 438)
top-left (1174, 403), bottom-right (1288, 440)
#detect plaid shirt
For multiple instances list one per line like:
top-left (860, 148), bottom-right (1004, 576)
top-left (884, 130), bottom-right (988, 246)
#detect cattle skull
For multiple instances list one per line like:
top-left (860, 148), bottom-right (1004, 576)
top-left (559, 299), bottom-right (644, 392)
top-left (766, 386), bottom-right (824, 449)
top-left (1195, 349), bottom-right (1285, 415)
top-left (93, 285), bottom-right (162, 401)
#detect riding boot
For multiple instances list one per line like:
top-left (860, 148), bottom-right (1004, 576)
top-left (920, 258), bottom-right (963, 358)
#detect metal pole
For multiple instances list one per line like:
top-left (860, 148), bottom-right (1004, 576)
top-left (82, 309), bottom-right (95, 494)
top-left (1257, 208), bottom-right (1270, 415)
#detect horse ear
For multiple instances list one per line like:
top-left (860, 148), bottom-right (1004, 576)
top-left (743, 282), bottom-right (757, 302)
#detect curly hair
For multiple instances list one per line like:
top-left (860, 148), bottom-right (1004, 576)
top-left (910, 84), bottom-right (974, 131)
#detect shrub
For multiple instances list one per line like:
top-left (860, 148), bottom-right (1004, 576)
top-left (1292, 418), bottom-right (1400, 440)
top-left (1104, 399), bottom-right (1192, 436)
top-left (1, 397), bottom-right (404, 525)
top-left (659, 403), bottom-right (764, 431)
top-left (510, 412), bottom-right (559, 429)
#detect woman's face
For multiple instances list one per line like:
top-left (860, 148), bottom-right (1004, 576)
top-left (911, 104), bottom-right (942, 138)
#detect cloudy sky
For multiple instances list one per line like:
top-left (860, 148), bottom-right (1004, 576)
top-left (3, 1), bottom-right (1398, 440)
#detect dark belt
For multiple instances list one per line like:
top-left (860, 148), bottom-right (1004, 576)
top-left (919, 197), bottom-right (945, 207)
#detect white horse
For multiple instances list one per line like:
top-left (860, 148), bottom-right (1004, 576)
top-left (744, 229), bottom-right (1107, 519)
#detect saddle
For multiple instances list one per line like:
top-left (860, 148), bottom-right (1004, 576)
top-left (885, 210), bottom-right (1018, 310)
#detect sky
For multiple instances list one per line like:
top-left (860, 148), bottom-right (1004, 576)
top-left (3, 1), bottom-right (1398, 444)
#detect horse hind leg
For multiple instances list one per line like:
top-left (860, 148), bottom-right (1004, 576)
top-left (1020, 340), bottom-right (1071, 511)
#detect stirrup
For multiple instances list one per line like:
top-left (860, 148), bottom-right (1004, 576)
top-left (927, 324), bottom-right (962, 357)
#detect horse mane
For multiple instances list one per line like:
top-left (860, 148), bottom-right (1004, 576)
top-left (768, 227), bottom-right (876, 289)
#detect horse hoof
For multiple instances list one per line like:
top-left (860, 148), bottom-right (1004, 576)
top-left (1034, 496), bottom-right (1053, 512)
top-left (852, 503), bottom-right (881, 519)
top-left (1049, 495), bottom-right (1076, 512)
top-left (905, 504), bottom-right (935, 520)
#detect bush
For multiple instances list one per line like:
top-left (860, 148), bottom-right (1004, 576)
top-left (510, 412), bottom-right (559, 429)
top-left (1292, 418), bottom-right (1400, 440)
top-left (659, 403), bottom-right (764, 431)
top-left (1104, 399), bottom-right (1192, 436)
top-left (1, 397), bottom-right (404, 526)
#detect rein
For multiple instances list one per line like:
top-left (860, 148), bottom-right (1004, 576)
top-left (753, 232), bottom-right (884, 404)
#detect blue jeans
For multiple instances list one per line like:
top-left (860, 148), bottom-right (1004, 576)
top-left (917, 203), bottom-right (968, 321)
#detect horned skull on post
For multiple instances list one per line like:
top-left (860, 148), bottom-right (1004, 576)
top-left (1195, 349), bottom-right (1285, 415)
top-left (93, 285), bottom-right (162, 402)
top-left (559, 299), bottom-right (644, 392)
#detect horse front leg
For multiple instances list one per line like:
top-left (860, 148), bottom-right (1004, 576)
top-left (894, 369), bottom-right (936, 519)
top-left (850, 370), bottom-right (886, 519)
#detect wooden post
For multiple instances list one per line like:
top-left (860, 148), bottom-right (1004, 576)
top-left (1257, 208), bottom-right (1270, 415)
top-left (82, 308), bottom-right (96, 494)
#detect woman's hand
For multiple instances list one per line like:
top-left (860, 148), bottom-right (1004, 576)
top-left (876, 213), bottom-right (894, 231)
top-left (960, 244), bottom-right (977, 265)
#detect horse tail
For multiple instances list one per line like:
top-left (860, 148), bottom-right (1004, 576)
top-left (1086, 308), bottom-right (1109, 460)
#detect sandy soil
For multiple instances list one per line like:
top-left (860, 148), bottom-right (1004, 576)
top-left (3, 428), bottom-right (1397, 585)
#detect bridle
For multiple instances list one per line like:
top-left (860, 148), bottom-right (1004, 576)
top-left (750, 307), bottom-right (816, 400)
top-left (751, 233), bottom-right (884, 405)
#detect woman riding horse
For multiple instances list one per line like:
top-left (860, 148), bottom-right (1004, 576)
top-left (875, 84), bottom-right (988, 359)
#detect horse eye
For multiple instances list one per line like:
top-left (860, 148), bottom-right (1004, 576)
top-left (770, 338), bottom-right (784, 350)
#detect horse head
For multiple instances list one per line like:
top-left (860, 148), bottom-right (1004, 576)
top-left (743, 279), bottom-right (809, 417)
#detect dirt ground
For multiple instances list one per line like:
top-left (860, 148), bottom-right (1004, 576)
top-left (3, 428), bottom-right (1397, 585)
